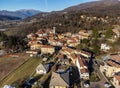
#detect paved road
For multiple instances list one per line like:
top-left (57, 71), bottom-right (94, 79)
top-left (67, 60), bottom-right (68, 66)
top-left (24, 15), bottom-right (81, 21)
top-left (89, 64), bottom-right (108, 88)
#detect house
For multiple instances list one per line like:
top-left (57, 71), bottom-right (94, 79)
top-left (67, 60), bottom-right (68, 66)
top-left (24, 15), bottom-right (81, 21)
top-left (49, 72), bottom-right (70, 88)
top-left (76, 56), bottom-right (89, 79)
top-left (36, 64), bottom-right (50, 74)
top-left (48, 39), bottom-right (56, 46)
top-left (63, 32), bottom-right (72, 37)
top-left (110, 54), bottom-right (120, 62)
top-left (36, 30), bottom-right (47, 37)
top-left (100, 59), bottom-right (120, 77)
top-left (48, 39), bottom-right (63, 47)
top-left (36, 36), bottom-right (46, 41)
top-left (101, 43), bottom-right (111, 52)
top-left (112, 27), bottom-right (120, 38)
top-left (67, 38), bottom-right (79, 47)
top-left (75, 50), bottom-right (92, 59)
top-left (57, 34), bottom-right (64, 39)
top-left (27, 33), bottom-right (37, 40)
top-left (30, 44), bottom-right (43, 50)
top-left (100, 54), bottom-right (120, 77)
top-left (30, 44), bottom-right (55, 54)
top-left (40, 45), bottom-right (55, 54)
top-left (111, 75), bottom-right (120, 88)
top-left (60, 47), bottom-right (77, 64)
top-left (103, 54), bottom-right (120, 62)
top-left (78, 30), bottom-right (90, 39)
top-left (67, 42), bottom-right (78, 47)
top-left (60, 47), bottom-right (75, 55)
top-left (45, 28), bottom-right (53, 34)
top-left (26, 50), bottom-right (40, 57)
top-left (28, 40), bottom-right (38, 46)
top-left (59, 58), bottom-right (71, 65)
top-left (68, 53), bottom-right (77, 64)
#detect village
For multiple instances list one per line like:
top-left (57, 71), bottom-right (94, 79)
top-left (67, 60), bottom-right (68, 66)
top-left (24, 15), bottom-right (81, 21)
top-left (1, 25), bottom-right (120, 88)
top-left (26, 28), bottom-right (92, 88)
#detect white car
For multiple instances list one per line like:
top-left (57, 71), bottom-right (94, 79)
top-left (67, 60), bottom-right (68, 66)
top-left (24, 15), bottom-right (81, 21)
top-left (84, 81), bottom-right (90, 88)
top-left (104, 82), bottom-right (111, 88)
top-left (84, 83), bottom-right (90, 87)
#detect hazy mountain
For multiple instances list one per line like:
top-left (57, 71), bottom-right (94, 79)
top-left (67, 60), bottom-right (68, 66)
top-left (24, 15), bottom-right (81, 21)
top-left (0, 9), bottom-right (41, 20)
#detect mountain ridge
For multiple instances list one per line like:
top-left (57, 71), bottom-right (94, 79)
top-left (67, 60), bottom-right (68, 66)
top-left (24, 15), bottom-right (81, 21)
top-left (0, 9), bottom-right (41, 20)
top-left (63, 0), bottom-right (120, 11)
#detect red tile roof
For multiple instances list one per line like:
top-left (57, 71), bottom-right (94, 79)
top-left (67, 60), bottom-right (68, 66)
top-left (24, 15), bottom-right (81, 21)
top-left (76, 50), bottom-right (91, 57)
top-left (114, 75), bottom-right (120, 83)
top-left (110, 54), bottom-right (120, 62)
top-left (80, 68), bottom-right (89, 74)
top-left (78, 56), bottom-right (86, 67)
top-left (64, 48), bottom-right (74, 54)
top-left (106, 60), bottom-right (120, 68)
top-left (70, 53), bottom-right (76, 59)
top-left (41, 45), bottom-right (54, 49)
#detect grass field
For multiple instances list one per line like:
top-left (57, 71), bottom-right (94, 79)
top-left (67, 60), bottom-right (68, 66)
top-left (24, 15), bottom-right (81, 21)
top-left (0, 56), bottom-right (42, 87)
top-left (0, 53), bottom-right (29, 81)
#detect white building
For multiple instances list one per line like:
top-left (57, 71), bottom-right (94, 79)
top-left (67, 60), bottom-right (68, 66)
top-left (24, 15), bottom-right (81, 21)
top-left (76, 56), bottom-right (89, 79)
top-left (101, 43), bottom-right (111, 51)
top-left (36, 64), bottom-right (49, 74)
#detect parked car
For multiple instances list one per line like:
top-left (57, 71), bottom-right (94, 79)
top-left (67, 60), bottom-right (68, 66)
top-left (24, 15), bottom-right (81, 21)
top-left (84, 83), bottom-right (90, 87)
top-left (84, 80), bottom-right (90, 87)
top-left (104, 82), bottom-right (111, 88)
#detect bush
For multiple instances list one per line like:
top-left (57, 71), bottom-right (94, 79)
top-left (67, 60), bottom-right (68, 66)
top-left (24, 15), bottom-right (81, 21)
top-left (90, 72), bottom-right (100, 82)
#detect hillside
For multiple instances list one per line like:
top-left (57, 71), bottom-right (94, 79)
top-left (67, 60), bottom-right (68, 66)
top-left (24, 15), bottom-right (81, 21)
top-left (26, 0), bottom-right (120, 22)
top-left (64, 0), bottom-right (120, 11)
top-left (0, 15), bottom-right (21, 21)
top-left (2, 0), bottom-right (120, 36)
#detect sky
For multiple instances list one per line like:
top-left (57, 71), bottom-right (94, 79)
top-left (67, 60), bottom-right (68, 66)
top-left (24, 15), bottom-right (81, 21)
top-left (0, 0), bottom-right (97, 12)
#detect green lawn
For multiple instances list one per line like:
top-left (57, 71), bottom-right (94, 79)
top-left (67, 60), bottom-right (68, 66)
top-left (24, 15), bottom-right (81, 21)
top-left (0, 56), bottom-right (42, 87)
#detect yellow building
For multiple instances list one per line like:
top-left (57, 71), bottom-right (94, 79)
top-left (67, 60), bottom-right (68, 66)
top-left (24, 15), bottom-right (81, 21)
top-left (30, 44), bottom-right (43, 50)
top-left (100, 60), bottom-right (120, 77)
top-left (57, 34), bottom-right (64, 39)
top-left (30, 44), bottom-right (54, 54)
top-left (40, 45), bottom-right (55, 54)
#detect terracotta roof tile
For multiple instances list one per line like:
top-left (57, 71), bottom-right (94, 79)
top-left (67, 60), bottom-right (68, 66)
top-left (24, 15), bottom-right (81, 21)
top-left (78, 56), bottom-right (86, 67)
top-left (114, 75), bottom-right (120, 82)
top-left (106, 60), bottom-right (120, 68)
top-left (80, 68), bottom-right (89, 74)
top-left (110, 54), bottom-right (120, 62)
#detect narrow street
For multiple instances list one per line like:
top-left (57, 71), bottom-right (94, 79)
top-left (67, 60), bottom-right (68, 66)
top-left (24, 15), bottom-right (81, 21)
top-left (89, 63), bottom-right (108, 88)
